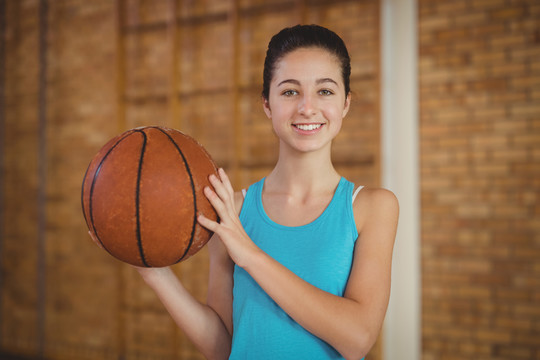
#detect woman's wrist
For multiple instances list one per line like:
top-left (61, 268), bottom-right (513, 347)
top-left (135, 265), bottom-right (175, 286)
top-left (237, 245), bottom-right (266, 272)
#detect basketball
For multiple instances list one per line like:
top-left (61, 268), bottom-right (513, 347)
top-left (81, 126), bottom-right (218, 267)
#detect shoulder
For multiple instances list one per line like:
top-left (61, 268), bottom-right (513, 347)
top-left (355, 186), bottom-right (398, 207)
top-left (352, 187), bottom-right (399, 233)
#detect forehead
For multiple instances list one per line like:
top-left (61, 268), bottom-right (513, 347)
top-left (272, 47), bottom-right (342, 82)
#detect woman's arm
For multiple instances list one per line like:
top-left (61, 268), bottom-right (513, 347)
top-left (137, 233), bottom-right (234, 360)
top-left (198, 169), bottom-right (398, 360)
top-left (90, 231), bottom-right (234, 360)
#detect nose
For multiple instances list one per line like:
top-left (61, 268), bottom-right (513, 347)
top-left (298, 93), bottom-right (317, 117)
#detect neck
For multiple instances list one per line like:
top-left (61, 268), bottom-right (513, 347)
top-left (265, 143), bottom-right (341, 195)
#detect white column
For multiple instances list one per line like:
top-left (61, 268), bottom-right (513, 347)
top-left (381, 0), bottom-right (421, 359)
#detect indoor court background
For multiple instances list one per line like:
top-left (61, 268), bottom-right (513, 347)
top-left (1, 0), bottom-right (538, 359)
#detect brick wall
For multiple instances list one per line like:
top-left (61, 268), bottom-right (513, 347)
top-left (1, 0), bottom-right (381, 359)
top-left (2, 0), bottom-right (41, 355)
top-left (419, 0), bottom-right (540, 359)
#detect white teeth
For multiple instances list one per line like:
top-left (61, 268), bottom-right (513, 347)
top-left (296, 124), bottom-right (322, 131)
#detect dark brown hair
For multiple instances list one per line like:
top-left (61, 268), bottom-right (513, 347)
top-left (262, 24), bottom-right (351, 100)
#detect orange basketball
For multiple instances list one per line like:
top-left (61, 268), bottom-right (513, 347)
top-left (81, 126), bottom-right (218, 267)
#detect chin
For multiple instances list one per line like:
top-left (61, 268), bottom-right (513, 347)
top-left (288, 141), bottom-right (331, 154)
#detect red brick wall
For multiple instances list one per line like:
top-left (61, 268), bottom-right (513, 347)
top-left (419, 0), bottom-right (540, 359)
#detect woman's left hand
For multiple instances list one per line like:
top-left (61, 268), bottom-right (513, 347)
top-left (197, 168), bottom-right (259, 267)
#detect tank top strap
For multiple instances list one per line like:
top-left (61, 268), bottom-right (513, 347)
top-left (239, 178), bottom-right (264, 223)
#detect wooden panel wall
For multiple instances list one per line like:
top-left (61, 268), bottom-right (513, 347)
top-left (2, 0), bottom-right (41, 356)
top-left (1, 0), bottom-right (381, 359)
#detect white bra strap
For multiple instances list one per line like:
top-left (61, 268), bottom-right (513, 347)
top-left (242, 188), bottom-right (247, 198)
top-left (352, 186), bottom-right (364, 202)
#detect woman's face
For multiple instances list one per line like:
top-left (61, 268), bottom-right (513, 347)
top-left (263, 47), bottom-right (351, 155)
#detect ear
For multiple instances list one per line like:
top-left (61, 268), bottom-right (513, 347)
top-left (262, 97), bottom-right (272, 119)
top-left (342, 93), bottom-right (351, 118)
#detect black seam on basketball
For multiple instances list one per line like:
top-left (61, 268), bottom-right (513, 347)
top-left (81, 165), bottom-right (91, 228)
top-left (86, 130), bottom-right (134, 254)
top-left (154, 127), bottom-right (198, 262)
top-left (135, 130), bottom-right (150, 267)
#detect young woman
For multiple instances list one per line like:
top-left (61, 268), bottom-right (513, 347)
top-left (105, 25), bottom-right (398, 360)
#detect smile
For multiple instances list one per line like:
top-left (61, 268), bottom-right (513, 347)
top-left (294, 124), bottom-right (323, 131)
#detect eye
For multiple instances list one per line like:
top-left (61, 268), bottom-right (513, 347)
top-left (281, 89), bottom-right (299, 97)
top-left (319, 89), bottom-right (334, 96)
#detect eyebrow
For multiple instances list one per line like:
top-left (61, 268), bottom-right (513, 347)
top-left (277, 78), bottom-right (339, 87)
top-left (316, 78), bottom-right (339, 86)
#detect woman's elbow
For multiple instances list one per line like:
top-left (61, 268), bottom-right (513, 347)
top-left (338, 327), bottom-right (378, 360)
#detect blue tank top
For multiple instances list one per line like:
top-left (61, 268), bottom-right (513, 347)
top-left (230, 177), bottom-right (361, 360)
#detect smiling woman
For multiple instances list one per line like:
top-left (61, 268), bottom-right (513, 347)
top-left (129, 24), bottom-right (398, 360)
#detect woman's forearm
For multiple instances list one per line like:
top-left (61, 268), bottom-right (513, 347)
top-left (242, 250), bottom-right (376, 360)
top-left (138, 267), bottom-right (231, 360)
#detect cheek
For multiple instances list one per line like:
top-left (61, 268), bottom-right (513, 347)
top-left (332, 117), bottom-right (344, 132)
top-left (268, 101), bottom-right (293, 121)
top-left (324, 105), bottom-right (345, 121)
top-left (270, 110), bottom-right (289, 132)
top-left (324, 107), bottom-right (345, 133)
